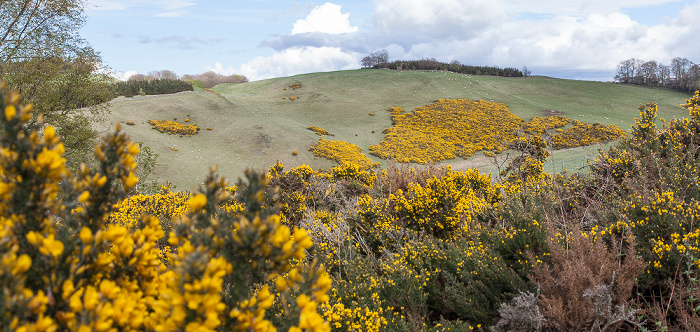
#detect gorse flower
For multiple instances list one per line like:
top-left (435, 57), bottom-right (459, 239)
top-left (0, 86), bottom-right (330, 331)
top-left (148, 119), bottom-right (200, 136)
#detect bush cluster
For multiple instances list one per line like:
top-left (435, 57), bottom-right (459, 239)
top-left (550, 120), bottom-right (627, 149)
top-left (148, 119), bottom-right (200, 136)
top-left (307, 126), bottom-right (334, 136)
top-left (370, 99), bottom-right (522, 163)
top-left (522, 115), bottom-right (570, 134)
top-left (371, 100), bottom-right (629, 163)
top-left (309, 138), bottom-right (380, 170)
top-left (0, 86), bottom-right (332, 331)
top-left (4, 80), bottom-right (700, 331)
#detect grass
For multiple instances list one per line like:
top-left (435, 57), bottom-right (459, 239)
top-left (99, 69), bottom-right (692, 190)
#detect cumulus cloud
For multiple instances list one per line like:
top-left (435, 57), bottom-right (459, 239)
top-left (210, 0), bottom-right (700, 81)
top-left (358, 0), bottom-right (699, 78)
top-left (207, 47), bottom-right (360, 81)
top-left (371, 0), bottom-right (506, 40)
top-left (291, 3), bottom-right (358, 35)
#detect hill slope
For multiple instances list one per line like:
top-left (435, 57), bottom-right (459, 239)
top-left (99, 69), bottom-right (692, 190)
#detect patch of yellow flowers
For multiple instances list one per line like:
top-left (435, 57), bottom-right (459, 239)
top-left (0, 86), bottom-right (331, 331)
top-left (309, 138), bottom-right (380, 170)
top-left (370, 100), bottom-right (628, 163)
top-left (148, 119), bottom-right (200, 136)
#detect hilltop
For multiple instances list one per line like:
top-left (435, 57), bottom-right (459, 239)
top-left (97, 69), bottom-right (692, 190)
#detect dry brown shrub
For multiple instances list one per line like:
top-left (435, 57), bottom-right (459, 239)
top-left (377, 160), bottom-right (448, 197)
top-left (529, 228), bottom-right (646, 331)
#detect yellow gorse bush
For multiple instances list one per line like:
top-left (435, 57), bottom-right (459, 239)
top-left (148, 119), bottom-right (200, 136)
top-left (550, 120), bottom-right (627, 149)
top-left (307, 126), bottom-right (334, 136)
top-left (369, 99), bottom-right (522, 163)
top-left (370, 100), bottom-right (628, 164)
top-left (309, 138), bottom-right (380, 170)
top-left (0, 86), bottom-right (331, 331)
top-left (522, 115), bottom-right (569, 134)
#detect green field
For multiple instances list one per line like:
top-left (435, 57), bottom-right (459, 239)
top-left (99, 69), bottom-right (692, 190)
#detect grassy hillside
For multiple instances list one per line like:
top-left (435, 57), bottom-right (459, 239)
top-left (100, 69), bottom-right (692, 190)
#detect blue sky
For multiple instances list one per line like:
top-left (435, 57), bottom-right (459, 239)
top-left (82, 0), bottom-right (700, 81)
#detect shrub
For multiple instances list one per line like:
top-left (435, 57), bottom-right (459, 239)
top-left (0, 86), bottom-right (330, 331)
top-left (307, 126), bottom-right (334, 136)
top-left (550, 122), bottom-right (627, 149)
top-left (369, 99), bottom-right (522, 163)
top-left (309, 138), bottom-right (380, 170)
top-left (522, 115), bottom-right (569, 134)
top-left (148, 119), bottom-right (200, 135)
top-left (528, 229), bottom-right (645, 331)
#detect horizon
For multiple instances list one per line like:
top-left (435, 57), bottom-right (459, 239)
top-left (83, 1), bottom-right (700, 82)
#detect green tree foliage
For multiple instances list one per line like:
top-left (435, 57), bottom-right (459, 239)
top-left (112, 79), bottom-right (194, 97)
top-left (379, 59), bottom-right (523, 77)
top-left (0, 0), bottom-right (113, 170)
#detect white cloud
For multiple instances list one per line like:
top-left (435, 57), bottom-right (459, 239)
top-left (371, 0), bottom-right (506, 39)
top-left (291, 3), bottom-right (358, 35)
top-left (360, 0), bottom-right (700, 78)
top-left (98, 68), bottom-right (138, 81)
top-left (207, 47), bottom-right (359, 81)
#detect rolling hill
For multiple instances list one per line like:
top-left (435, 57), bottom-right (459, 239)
top-left (97, 69), bottom-right (693, 190)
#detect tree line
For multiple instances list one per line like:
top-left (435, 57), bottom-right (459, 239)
top-left (614, 57), bottom-right (699, 92)
top-left (360, 50), bottom-right (522, 77)
top-left (128, 70), bottom-right (249, 89)
top-left (112, 79), bottom-right (194, 98)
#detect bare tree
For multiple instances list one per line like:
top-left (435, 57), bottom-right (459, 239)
top-left (128, 73), bottom-right (146, 81)
top-left (147, 70), bottom-right (179, 80)
top-left (360, 49), bottom-right (389, 68)
top-left (640, 60), bottom-right (658, 85)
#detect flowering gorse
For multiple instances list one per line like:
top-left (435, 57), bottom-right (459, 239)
top-left (0, 85), bottom-right (331, 331)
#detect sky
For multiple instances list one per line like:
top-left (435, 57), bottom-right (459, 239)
top-left (82, 0), bottom-right (700, 82)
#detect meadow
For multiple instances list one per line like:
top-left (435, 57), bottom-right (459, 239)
top-left (100, 69), bottom-right (691, 190)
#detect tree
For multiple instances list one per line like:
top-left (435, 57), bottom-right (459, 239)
top-left (148, 69), bottom-right (179, 80)
top-left (0, 0), bottom-right (86, 62)
top-left (0, 0), bottom-right (112, 170)
top-left (128, 73), bottom-right (146, 81)
top-left (522, 66), bottom-right (532, 77)
top-left (360, 49), bottom-right (389, 68)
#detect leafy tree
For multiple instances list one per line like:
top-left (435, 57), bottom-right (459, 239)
top-left (0, 0), bottom-right (86, 61)
top-left (0, 0), bottom-right (112, 170)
